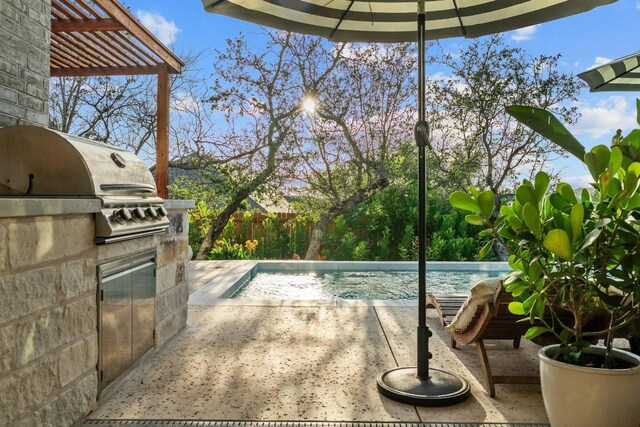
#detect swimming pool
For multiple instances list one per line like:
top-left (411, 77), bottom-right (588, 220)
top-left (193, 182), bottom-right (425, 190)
top-left (231, 268), bottom-right (508, 300)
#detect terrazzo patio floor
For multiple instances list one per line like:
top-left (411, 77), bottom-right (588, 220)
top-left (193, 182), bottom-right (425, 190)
top-left (88, 298), bottom-right (548, 424)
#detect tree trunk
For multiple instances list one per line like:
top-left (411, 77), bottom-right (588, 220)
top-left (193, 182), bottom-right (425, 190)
top-left (492, 240), bottom-right (509, 261)
top-left (305, 214), bottom-right (331, 260)
top-left (491, 195), bottom-right (509, 261)
top-left (195, 189), bottom-right (252, 260)
top-left (304, 174), bottom-right (389, 260)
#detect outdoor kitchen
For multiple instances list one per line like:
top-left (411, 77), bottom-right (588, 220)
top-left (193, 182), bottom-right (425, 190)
top-left (0, 0), bottom-right (192, 425)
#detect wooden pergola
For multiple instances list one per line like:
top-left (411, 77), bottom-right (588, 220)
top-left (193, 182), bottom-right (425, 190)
top-left (49, 0), bottom-right (184, 198)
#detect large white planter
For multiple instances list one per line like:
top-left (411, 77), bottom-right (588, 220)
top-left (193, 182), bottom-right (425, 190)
top-left (539, 345), bottom-right (640, 427)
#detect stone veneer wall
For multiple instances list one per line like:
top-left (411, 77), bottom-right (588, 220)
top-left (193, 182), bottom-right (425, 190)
top-left (0, 200), bottom-right (192, 425)
top-left (0, 0), bottom-right (50, 127)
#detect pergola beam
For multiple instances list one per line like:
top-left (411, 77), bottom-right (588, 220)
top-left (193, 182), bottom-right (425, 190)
top-left (51, 18), bottom-right (126, 32)
top-left (51, 64), bottom-right (165, 77)
top-left (91, 0), bottom-right (183, 74)
top-left (156, 66), bottom-right (170, 199)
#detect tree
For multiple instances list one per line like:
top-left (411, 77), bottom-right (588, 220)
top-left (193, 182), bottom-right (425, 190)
top-left (195, 31), bottom-right (345, 259)
top-left (424, 35), bottom-right (584, 259)
top-left (48, 51), bottom-right (212, 163)
top-left (293, 43), bottom-right (416, 259)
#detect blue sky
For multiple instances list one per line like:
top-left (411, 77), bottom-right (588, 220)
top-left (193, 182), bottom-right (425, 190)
top-left (125, 0), bottom-right (640, 188)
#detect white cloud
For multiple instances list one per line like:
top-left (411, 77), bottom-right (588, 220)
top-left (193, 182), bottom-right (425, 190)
top-left (171, 93), bottom-right (199, 113)
top-left (587, 56), bottom-right (612, 70)
top-left (136, 10), bottom-right (180, 45)
top-left (564, 175), bottom-right (594, 189)
top-left (570, 96), bottom-right (637, 139)
top-left (510, 25), bottom-right (538, 41)
top-left (637, 2), bottom-right (640, 10)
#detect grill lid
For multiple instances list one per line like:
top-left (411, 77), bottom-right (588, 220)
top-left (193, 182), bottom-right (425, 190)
top-left (0, 125), bottom-right (169, 244)
top-left (0, 125), bottom-right (157, 198)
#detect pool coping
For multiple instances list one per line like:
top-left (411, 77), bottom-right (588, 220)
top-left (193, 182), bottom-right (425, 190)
top-left (188, 261), bottom-right (509, 307)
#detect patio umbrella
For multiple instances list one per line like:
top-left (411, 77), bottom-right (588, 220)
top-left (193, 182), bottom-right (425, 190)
top-left (579, 51), bottom-right (640, 92)
top-left (200, 0), bottom-right (617, 407)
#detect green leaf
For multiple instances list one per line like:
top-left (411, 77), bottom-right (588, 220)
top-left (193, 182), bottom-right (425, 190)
top-left (500, 205), bottom-right (514, 217)
top-left (543, 229), bottom-right (573, 261)
top-left (450, 191), bottom-right (480, 213)
top-left (627, 163), bottom-right (640, 195)
top-left (465, 214), bottom-right (484, 225)
top-left (522, 202), bottom-right (541, 239)
top-left (528, 262), bottom-right (542, 282)
top-left (477, 239), bottom-right (494, 259)
top-left (506, 283), bottom-right (527, 297)
top-left (599, 170), bottom-right (611, 197)
top-left (505, 105), bottom-right (586, 161)
top-left (609, 147), bottom-right (623, 176)
top-left (525, 326), bottom-right (551, 340)
top-left (477, 191), bottom-right (495, 219)
top-left (507, 215), bottom-right (523, 230)
top-left (534, 171), bottom-right (550, 202)
top-left (609, 189), bottom-right (629, 209)
top-left (557, 183), bottom-right (577, 204)
top-left (549, 193), bottom-right (569, 210)
top-left (620, 129), bottom-right (640, 152)
top-left (523, 294), bottom-right (536, 313)
top-left (608, 177), bottom-right (623, 198)
top-left (516, 185), bottom-right (536, 206)
top-left (585, 152), bottom-right (603, 181)
top-left (535, 297), bottom-right (546, 319)
top-left (509, 301), bottom-right (525, 315)
top-left (592, 145), bottom-right (611, 174)
top-left (577, 228), bottom-right (601, 253)
top-left (569, 204), bottom-right (584, 244)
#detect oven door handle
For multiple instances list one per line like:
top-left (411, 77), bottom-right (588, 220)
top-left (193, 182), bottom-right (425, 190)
top-left (100, 183), bottom-right (156, 193)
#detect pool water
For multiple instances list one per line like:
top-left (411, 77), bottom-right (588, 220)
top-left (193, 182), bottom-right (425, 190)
top-left (231, 270), bottom-right (508, 300)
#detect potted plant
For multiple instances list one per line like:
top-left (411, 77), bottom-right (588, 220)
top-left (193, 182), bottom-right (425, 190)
top-left (450, 103), bottom-right (640, 426)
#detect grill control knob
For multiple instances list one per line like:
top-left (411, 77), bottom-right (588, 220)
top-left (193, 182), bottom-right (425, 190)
top-left (113, 208), bottom-right (132, 223)
top-left (145, 206), bottom-right (158, 219)
top-left (132, 207), bottom-right (146, 220)
top-left (157, 206), bottom-right (168, 217)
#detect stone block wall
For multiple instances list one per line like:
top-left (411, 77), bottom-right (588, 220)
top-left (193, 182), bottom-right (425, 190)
top-left (155, 201), bottom-right (191, 346)
top-left (0, 214), bottom-right (99, 426)
top-left (0, 0), bottom-right (50, 127)
top-left (0, 200), bottom-right (193, 425)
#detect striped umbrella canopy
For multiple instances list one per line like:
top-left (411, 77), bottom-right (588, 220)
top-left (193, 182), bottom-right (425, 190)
top-left (202, 0), bottom-right (615, 43)
top-left (579, 51), bottom-right (640, 92)
top-left (200, 0), bottom-right (618, 408)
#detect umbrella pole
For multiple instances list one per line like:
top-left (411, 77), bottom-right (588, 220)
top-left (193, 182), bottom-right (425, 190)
top-left (376, 8), bottom-right (471, 407)
top-left (416, 9), bottom-right (429, 381)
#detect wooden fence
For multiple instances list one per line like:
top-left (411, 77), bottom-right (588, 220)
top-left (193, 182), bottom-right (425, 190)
top-left (229, 212), bottom-right (314, 256)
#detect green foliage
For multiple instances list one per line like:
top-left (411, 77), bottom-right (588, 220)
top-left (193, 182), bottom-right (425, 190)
top-left (322, 183), bottom-right (488, 261)
top-left (169, 176), bottom-right (222, 258)
top-left (453, 141), bottom-right (640, 366)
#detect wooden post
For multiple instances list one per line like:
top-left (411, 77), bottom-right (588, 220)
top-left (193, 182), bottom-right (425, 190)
top-left (156, 65), bottom-right (170, 199)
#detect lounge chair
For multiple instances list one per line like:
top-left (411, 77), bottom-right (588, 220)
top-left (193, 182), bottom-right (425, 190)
top-left (427, 278), bottom-right (544, 397)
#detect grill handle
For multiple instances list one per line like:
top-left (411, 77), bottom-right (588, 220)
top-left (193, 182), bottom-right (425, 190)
top-left (100, 183), bottom-right (156, 193)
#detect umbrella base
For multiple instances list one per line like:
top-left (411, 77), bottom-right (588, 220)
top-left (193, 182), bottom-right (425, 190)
top-left (377, 366), bottom-right (470, 407)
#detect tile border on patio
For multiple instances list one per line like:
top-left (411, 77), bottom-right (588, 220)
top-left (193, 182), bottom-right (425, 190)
top-left (81, 420), bottom-right (549, 427)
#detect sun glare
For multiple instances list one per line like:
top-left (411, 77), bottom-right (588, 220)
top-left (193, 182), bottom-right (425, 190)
top-left (301, 96), bottom-right (317, 114)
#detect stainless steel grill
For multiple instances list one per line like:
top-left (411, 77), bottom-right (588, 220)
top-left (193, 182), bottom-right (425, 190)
top-left (0, 125), bottom-right (169, 244)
